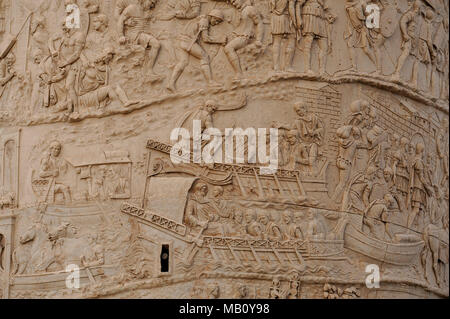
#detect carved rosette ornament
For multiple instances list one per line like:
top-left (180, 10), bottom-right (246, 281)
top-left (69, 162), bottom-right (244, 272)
top-left (0, 0), bottom-right (448, 299)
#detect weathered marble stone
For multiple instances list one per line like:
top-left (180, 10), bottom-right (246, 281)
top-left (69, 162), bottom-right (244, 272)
top-left (0, 0), bottom-right (448, 299)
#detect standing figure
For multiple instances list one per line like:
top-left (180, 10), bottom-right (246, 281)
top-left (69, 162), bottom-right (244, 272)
top-left (0, 52), bottom-right (15, 99)
top-left (117, 0), bottom-right (162, 79)
top-left (332, 125), bottom-right (366, 203)
top-left (47, 19), bottom-right (86, 113)
top-left (224, 0), bottom-right (264, 79)
top-left (297, 0), bottom-right (333, 75)
top-left (39, 141), bottom-right (72, 203)
top-left (270, 0), bottom-right (297, 72)
top-left (432, 16), bottom-right (449, 100)
top-left (417, 8), bottom-right (435, 90)
top-left (392, 137), bottom-right (411, 211)
top-left (344, 0), bottom-right (381, 74)
top-left (408, 143), bottom-right (433, 230)
top-left (167, 10), bottom-right (226, 92)
top-left (391, 0), bottom-right (421, 84)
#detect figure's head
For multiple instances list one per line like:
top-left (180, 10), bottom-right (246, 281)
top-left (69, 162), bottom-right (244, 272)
top-left (233, 210), bottom-right (243, 223)
top-left (294, 211), bottom-right (304, 224)
top-left (49, 141), bottom-right (62, 157)
top-left (306, 208), bottom-right (315, 220)
top-left (139, 0), bottom-right (157, 10)
top-left (61, 19), bottom-right (70, 34)
top-left (258, 211), bottom-right (269, 225)
top-left (5, 53), bottom-right (15, 66)
top-left (282, 211), bottom-right (292, 224)
top-left (425, 8), bottom-right (434, 21)
top-left (272, 277), bottom-right (281, 287)
top-left (93, 14), bottom-right (108, 31)
top-left (349, 100), bottom-right (369, 116)
top-left (294, 101), bottom-right (307, 117)
top-left (231, 0), bottom-right (248, 10)
top-left (286, 130), bottom-right (298, 145)
top-left (238, 285), bottom-right (249, 297)
top-left (415, 142), bottom-right (425, 155)
top-left (400, 137), bottom-right (409, 148)
top-left (383, 193), bottom-right (395, 206)
top-left (205, 100), bottom-right (218, 114)
top-left (244, 209), bottom-right (256, 223)
top-left (383, 167), bottom-right (393, 182)
top-left (412, 0), bottom-right (421, 12)
top-left (208, 9), bottom-right (224, 26)
top-left (212, 186), bottom-right (224, 198)
top-left (391, 134), bottom-right (400, 146)
top-left (195, 182), bottom-right (208, 197)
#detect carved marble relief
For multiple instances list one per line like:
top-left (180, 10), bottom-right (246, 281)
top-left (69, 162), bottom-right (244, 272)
top-left (0, 0), bottom-right (448, 299)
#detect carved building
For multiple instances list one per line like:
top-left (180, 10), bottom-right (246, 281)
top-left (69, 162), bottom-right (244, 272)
top-left (0, 0), bottom-right (448, 299)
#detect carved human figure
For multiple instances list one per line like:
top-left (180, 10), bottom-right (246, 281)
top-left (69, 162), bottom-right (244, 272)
top-left (416, 8), bottom-right (435, 90)
top-left (79, 15), bottom-right (136, 109)
top-left (226, 209), bottom-right (245, 237)
top-left (234, 284), bottom-right (250, 298)
top-left (392, 137), bottom-right (410, 210)
top-left (296, 0), bottom-right (334, 75)
top-left (391, 0), bottom-right (423, 86)
top-left (243, 209), bottom-right (263, 238)
top-left (407, 142), bottom-right (433, 230)
top-left (432, 16), bottom-right (449, 99)
top-left (286, 276), bottom-right (301, 299)
top-left (257, 210), bottom-right (282, 241)
top-left (436, 118), bottom-right (449, 189)
top-left (0, 52), bottom-right (16, 99)
top-left (0, 187), bottom-right (14, 209)
top-left (269, 277), bottom-right (284, 299)
top-left (332, 125), bottom-right (366, 203)
top-left (342, 165), bottom-right (377, 214)
top-left (280, 210), bottom-right (303, 240)
top-left (344, 0), bottom-right (382, 74)
top-left (304, 208), bottom-right (326, 239)
top-left (280, 129), bottom-right (309, 171)
top-left (39, 141), bottom-right (72, 203)
top-left (166, 10), bottom-right (226, 92)
top-left (363, 193), bottom-right (396, 241)
top-left (270, 0), bottom-right (297, 72)
top-left (117, 0), bottom-right (162, 78)
top-left (224, 0), bottom-right (264, 79)
top-left (47, 19), bottom-right (86, 113)
top-left (184, 183), bottom-right (209, 228)
top-left (165, 0), bottom-right (201, 20)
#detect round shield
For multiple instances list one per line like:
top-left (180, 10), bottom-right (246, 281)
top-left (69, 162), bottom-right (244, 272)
top-left (380, 5), bottom-right (399, 38)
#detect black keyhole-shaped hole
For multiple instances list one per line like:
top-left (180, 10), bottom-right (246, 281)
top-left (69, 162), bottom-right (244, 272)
top-left (160, 244), bottom-right (169, 272)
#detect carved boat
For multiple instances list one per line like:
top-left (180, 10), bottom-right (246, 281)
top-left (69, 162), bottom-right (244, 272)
top-left (146, 139), bottom-right (330, 205)
top-left (121, 202), bottom-right (350, 267)
top-left (10, 266), bottom-right (106, 291)
top-left (343, 223), bottom-right (424, 266)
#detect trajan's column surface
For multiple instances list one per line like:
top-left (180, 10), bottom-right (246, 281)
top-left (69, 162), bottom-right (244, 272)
top-left (0, 0), bottom-right (448, 299)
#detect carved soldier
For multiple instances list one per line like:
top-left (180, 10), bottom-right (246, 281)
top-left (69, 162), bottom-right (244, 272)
top-left (416, 8), bottom-right (436, 90)
top-left (226, 209), bottom-right (245, 237)
top-left (432, 16), bottom-right (449, 99)
top-left (39, 141), bottom-right (72, 203)
top-left (363, 194), bottom-right (396, 241)
top-left (408, 143), bottom-right (433, 230)
top-left (392, 137), bottom-right (411, 211)
top-left (269, 277), bottom-right (285, 298)
top-left (117, 0), bottom-right (162, 79)
top-left (224, 0), bottom-right (264, 79)
top-left (391, 0), bottom-right (422, 84)
top-left (296, 0), bottom-right (334, 75)
top-left (270, 0), bottom-right (297, 72)
top-left (344, 0), bottom-right (381, 74)
top-left (166, 10), bottom-right (226, 92)
top-left (436, 118), bottom-right (449, 189)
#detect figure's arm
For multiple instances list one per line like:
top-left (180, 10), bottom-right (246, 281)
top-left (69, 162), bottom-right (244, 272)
top-left (48, 35), bottom-right (61, 57)
top-left (117, 7), bottom-right (130, 41)
top-left (201, 19), bottom-right (226, 44)
top-left (250, 7), bottom-right (264, 45)
top-left (399, 13), bottom-right (410, 41)
top-left (289, 0), bottom-right (297, 28)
